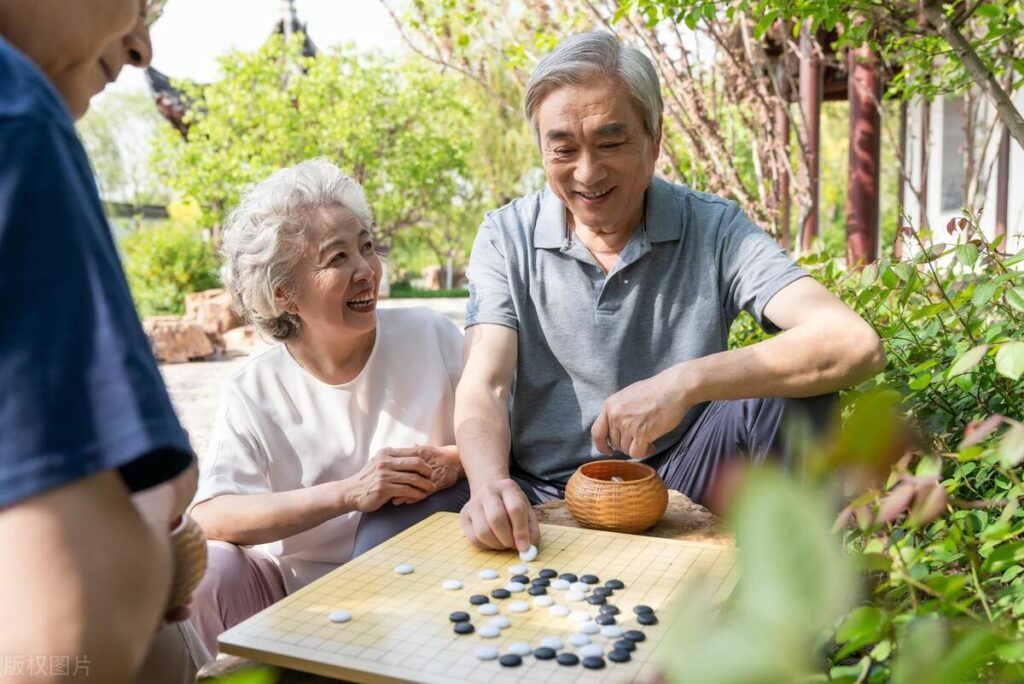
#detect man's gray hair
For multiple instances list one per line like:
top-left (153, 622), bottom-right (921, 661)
top-left (523, 31), bottom-right (663, 144)
top-left (220, 158), bottom-right (373, 341)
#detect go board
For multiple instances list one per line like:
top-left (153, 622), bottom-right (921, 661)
top-left (219, 512), bottom-right (737, 683)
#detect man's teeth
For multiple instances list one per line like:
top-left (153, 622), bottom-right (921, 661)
top-left (348, 295), bottom-right (374, 305)
top-left (579, 188), bottom-right (612, 199)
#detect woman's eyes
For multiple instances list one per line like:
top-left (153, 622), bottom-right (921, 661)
top-left (360, 241), bottom-right (374, 253)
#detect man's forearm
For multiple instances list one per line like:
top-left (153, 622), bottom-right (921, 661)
top-left (676, 317), bottom-right (884, 406)
top-left (190, 481), bottom-right (350, 545)
top-left (455, 381), bottom-right (513, 487)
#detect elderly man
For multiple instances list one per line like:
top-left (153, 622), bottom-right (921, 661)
top-left (352, 31), bottom-right (883, 556)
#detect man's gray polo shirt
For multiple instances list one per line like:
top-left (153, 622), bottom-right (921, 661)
top-left (465, 176), bottom-right (807, 485)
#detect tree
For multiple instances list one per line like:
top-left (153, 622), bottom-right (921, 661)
top-left (77, 90), bottom-right (172, 207)
top-left (151, 34), bottom-right (478, 262)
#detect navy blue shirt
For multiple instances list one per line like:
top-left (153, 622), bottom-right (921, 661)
top-left (0, 37), bottom-right (192, 507)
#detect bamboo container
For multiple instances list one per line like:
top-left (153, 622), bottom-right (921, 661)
top-left (565, 460), bottom-right (668, 533)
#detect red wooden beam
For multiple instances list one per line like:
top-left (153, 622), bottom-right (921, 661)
top-left (799, 23), bottom-right (821, 253)
top-left (846, 44), bottom-right (882, 266)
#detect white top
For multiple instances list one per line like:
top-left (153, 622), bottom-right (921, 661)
top-left (192, 307), bottom-right (463, 593)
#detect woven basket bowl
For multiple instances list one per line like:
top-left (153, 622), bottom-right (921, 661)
top-left (565, 460), bottom-right (669, 533)
top-left (167, 515), bottom-right (208, 612)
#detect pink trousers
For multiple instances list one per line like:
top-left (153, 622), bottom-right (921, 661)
top-left (189, 541), bottom-right (287, 656)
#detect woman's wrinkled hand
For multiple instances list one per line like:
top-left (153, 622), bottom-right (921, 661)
top-left (390, 445), bottom-right (463, 505)
top-left (345, 449), bottom-right (438, 513)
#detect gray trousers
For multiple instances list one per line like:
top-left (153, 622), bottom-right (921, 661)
top-left (352, 394), bottom-right (837, 557)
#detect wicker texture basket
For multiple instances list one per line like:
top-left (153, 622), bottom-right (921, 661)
top-left (168, 515), bottom-right (208, 612)
top-left (565, 460), bottom-right (669, 533)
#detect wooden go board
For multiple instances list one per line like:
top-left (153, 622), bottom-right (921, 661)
top-left (219, 512), bottom-right (738, 683)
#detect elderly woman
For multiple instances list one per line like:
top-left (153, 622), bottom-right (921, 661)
top-left (189, 158), bottom-right (464, 654)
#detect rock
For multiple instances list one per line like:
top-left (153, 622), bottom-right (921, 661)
top-left (184, 289), bottom-right (245, 335)
top-left (534, 490), bottom-right (731, 546)
top-left (221, 325), bottom-right (269, 357)
top-left (144, 317), bottom-right (215, 364)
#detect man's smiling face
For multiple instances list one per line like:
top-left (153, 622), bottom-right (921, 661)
top-left (535, 76), bottom-right (660, 237)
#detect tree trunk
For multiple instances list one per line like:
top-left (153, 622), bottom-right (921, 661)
top-left (921, 0), bottom-right (1024, 150)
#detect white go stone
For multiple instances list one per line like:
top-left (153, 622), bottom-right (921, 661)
top-left (548, 605), bottom-right (570, 617)
top-left (509, 564), bottom-right (529, 575)
top-left (442, 579), bottom-right (463, 591)
top-left (508, 642), bottom-right (532, 656)
top-left (328, 610), bottom-right (352, 623)
top-left (580, 644), bottom-right (605, 658)
top-left (550, 579), bottom-right (571, 591)
top-left (489, 615), bottom-right (512, 629)
top-left (532, 595), bottom-right (554, 607)
top-left (600, 625), bottom-right (625, 638)
top-left (570, 611), bottom-right (591, 623)
top-left (518, 544), bottom-right (538, 562)
top-left (393, 564), bottom-right (414, 575)
top-left (475, 646), bottom-right (500, 661)
top-left (570, 582), bottom-right (591, 593)
top-left (579, 622), bottom-right (600, 635)
top-left (507, 601), bottom-right (530, 613)
top-left (478, 625), bottom-right (501, 638)
top-left (565, 590), bottom-right (586, 602)
top-left (504, 582), bottom-right (526, 593)
top-left (568, 633), bottom-right (591, 646)
top-left (478, 569), bottom-right (499, 580)
top-left (477, 604), bottom-right (499, 616)
top-left (539, 636), bottom-right (564, 650)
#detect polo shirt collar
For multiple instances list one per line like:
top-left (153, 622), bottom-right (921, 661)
top-left (533, 175), bottom-right (683, 250)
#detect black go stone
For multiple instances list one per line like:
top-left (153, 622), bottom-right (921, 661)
top-left (449, 611), bottom-right (470, 622)
top-left (469, 594), bottom-right (489, 605)
top-left (527, 586), bottom-right (547, 596)
top-left (608, 649), bottom-right (631, 663)
top-left (623, 630), bottom-right (647, 643)
top-left (453, 622), bottom-right (474, 635)
top-left (491, 588), bottom-right (511, 599)
top-left (533, 647), bottom-right (557, 660)
top-left (633, 605), bottom-right (654, 615)
top-left (531, 577), bottom-right (550, 587)
top-left (614, 639), bottom-right (636, 652)
top-left (606, 579), bottom-right (625, 590)
top-left (499, 654), bottom-right (522, 667)
top-left (592, 587), bottom-right (613, 598)
top-left (557, 653), bottom-right (579, 666)
top-left (595, 614), bottom-right (617, 625)
top-left (580, 574), bottom-right (600, 585)
top-left (637, 613), bottom-right (659, 626)
top-left (599, 604), bottom-right (621, 616)
top-left (586, 595), bottom-right (607, 605)
top-left (538, 568), bottom-right (558, 579)
top-left (559, 573), bottom-right (578, 583)
top-left (582, 656), bottom-right (606, 669)
top-left (510, 574), bottom-right (530, 584)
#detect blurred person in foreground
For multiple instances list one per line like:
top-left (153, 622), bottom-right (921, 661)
top-left (353, 31), bottom-right (886, 556)
top-left (0, 1), bottom-right (205, 682)
top-left (188, 159), bottom-right (464, 655)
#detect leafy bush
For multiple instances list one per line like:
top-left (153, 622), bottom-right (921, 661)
top-left (709, 216), bottom-right (1024, 682)
top-left (120, 220), bottom-right (221, 317)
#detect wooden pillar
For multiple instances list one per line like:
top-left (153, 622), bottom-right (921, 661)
top-left (895, 101), bottom-right (908, 259)
top-left (919, 99), bottom-right (931, 232)
top-left (799, 22), bottom-right (821, 253)
top-left (846, 44), bottom-right (882, 266)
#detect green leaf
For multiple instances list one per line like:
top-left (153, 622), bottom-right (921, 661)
top-left (995, 341), bottom-right (1024, 380)
top-left (1007, 287), bottom-right (1024, 312)
top-left (946, 344), bottom-right (989, 379)
top-left (954, 243), bottom-right (978, 267)
top-left (908, 374), bottom-right (931, 391)
top-left (893, 262), bottom-right (915, 282)
top-left (971, 281), bottom-right (998, 307)
top-left (836, 606), bottom-right (886, 658)
top-left (983, 541), bottom-right (1024, 573)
